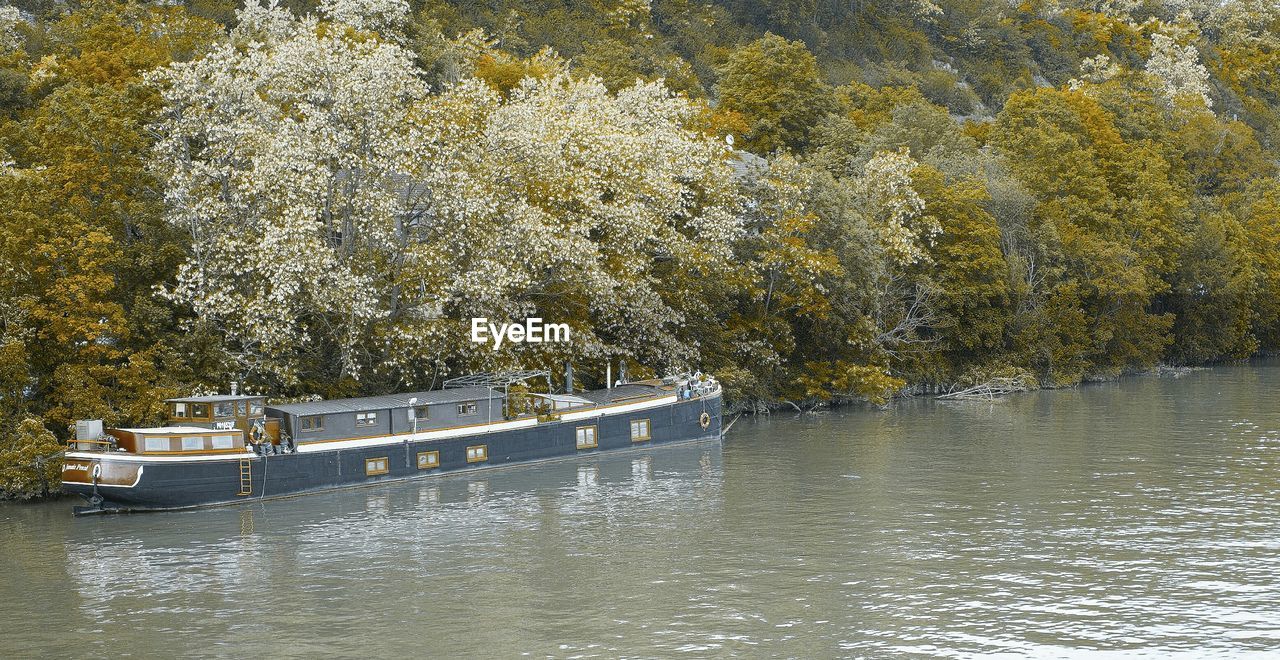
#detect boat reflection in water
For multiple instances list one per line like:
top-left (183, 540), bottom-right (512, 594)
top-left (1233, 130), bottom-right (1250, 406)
top-left (59, 439), bottom-right (726, 642)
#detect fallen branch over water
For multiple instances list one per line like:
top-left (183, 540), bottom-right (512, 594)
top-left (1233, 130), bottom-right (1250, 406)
top-left (938, 376), bottom-right (1030, 400)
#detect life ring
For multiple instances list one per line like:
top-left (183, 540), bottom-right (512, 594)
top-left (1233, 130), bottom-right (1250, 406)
top-left (699, 412), bottom-right (711, 429)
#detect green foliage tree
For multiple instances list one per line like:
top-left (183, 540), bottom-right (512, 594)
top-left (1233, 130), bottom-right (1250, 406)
top-left (715, 33), bottom-right (835, 153)
top-left (911, 166), bottom-right (1011, 379)
top-left (0, 417), bottom-right (62, 500)
top-left (994, 87), bottom-right (1182, 383)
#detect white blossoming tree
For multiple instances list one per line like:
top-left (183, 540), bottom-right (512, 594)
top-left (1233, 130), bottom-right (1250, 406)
top-left (1069, 53), bottom-right (1122, 90)
top-left (149, 1), bottom-right (742, 386)
top-left (148, 0), bottom-right (428, 382)
top-left (1204, 0), bottom-right (1280, 49)
top-left (0, 6), bottom-right (21, 53)
top-left (1146, 32), bottom-right (1214, 109)
top-left (392, 73), bottom-right (742, 376)
top-left (319, 0), bottom-right (409, 41)
top-left (853, 149), bottom-right (938, 267)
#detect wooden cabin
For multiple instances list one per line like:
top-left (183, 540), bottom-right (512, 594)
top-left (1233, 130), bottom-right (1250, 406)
top-left (165, 395), bottom-right (267, 431)
top-left (164, 394), bottom-right (280, 446)
top-left (105, 426), bottom-right (248, 455)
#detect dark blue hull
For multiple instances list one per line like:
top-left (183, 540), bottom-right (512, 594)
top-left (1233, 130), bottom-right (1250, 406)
top-left (66, 393), bottom-right (722, 513)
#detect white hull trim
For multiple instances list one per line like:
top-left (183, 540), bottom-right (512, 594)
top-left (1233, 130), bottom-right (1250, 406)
top-left (66, 393), bottom-right (687, 465)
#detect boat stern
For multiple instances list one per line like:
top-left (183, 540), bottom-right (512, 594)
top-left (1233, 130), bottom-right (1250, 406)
top-left (62, 454), bottom-right (146, 512)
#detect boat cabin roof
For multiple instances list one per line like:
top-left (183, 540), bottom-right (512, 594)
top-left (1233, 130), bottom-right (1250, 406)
top-left (529, 393), bottom-right (593, 407)
top-left (118, 426), bottom-right (241, 435)
top-left (165, 395), bottom-right (264, 403)
top-left (576, 383), bottom-right (669, 404)
top-left (266, 386), bottom-right (498, 417)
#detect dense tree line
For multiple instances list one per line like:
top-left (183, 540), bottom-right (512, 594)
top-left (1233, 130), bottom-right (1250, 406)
top-left (4, 0), bottom-right (1280, 496)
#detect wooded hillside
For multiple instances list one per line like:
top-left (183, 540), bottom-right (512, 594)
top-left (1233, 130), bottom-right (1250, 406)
top-left (5, 0), bottom-right (1280, 495)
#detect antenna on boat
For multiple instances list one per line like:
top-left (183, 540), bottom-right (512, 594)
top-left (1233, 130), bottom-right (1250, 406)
top-left (606, 362), bottom-right (612, 390)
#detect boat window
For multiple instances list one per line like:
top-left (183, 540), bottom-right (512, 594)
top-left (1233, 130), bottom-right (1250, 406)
top-left (457, 402), bottom-right (478, 416)
top-left (181, 436), bottom-right (205, 451)
top-left (214, 402), bottom-right (233, 418)
top-left (172, 402), bottom-right (187, 418)
top-left (144, 437), bottom-right (170, 452)
top-left (250, 401), bottom-right (264, 416)
top-left (414, 406), bottom-right (430, 421)
top-left (576, 425), bottom-right (597, 449)
top-left (356, 411), bottom-right (378, 427)
top-left (630, 419), bottom-right (651, 442)
top-left (365, 457), bottom-right (389, 476)
top-left (466, 445), bottom-right (488, 463)
top-left (417, 450), bottom-right (440, 469)
top-left (192, 403), bottom-right (209, 419)
top-left (237, 401), bottom-right (247, 416)
top-left (211, 435), bottom-right (235, 450)
top-left (300, 415), bottom-right (323, 432)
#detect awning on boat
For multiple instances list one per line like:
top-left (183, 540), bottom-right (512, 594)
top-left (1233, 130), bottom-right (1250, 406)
top-left (528, 393), bottom-right (593, 410)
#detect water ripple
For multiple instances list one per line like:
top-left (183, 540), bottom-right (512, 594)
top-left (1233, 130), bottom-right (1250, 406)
top-left (3, 363), bottom-right (1280, 656)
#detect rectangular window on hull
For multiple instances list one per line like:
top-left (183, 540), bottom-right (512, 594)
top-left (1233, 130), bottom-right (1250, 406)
top-left (250, 401), bottom-right (264, 416)
top-left (300, 415), bottom-right (323, 432)
top-left (366, 457), bottom-right (389, 476)
top-left (458, 402), bottom-right (478, 416)
top-left (214, 402), bottom-right (233, 418)
top-left (181, 436), bottom-right (205, 451)
top-left (237, 402), bottom-right (247, 416)
top-left (414, 406), bottom-right (430, 421)
top-left (144, 437), bottom-right (169, 452)
top-left (466, 445), bottom-right (488, 463)
top-left (172, 403), bottom-right (187, 418)
top-left (576, 426), bottom-right (597, 449)
top-left (211, 435), bottom-right (235, 450)
top-left (192, 403), bottom-right (209, 419)
top-left (417, 450), bottom-right (440, 469)
top-left (356, 412), bottom-right (378, 427)
top-left (631, 419), bottom-right (651, 442)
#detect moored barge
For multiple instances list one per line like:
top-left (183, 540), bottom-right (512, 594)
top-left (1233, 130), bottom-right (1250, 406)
top-left (62, 371), bottom-right (722, 514)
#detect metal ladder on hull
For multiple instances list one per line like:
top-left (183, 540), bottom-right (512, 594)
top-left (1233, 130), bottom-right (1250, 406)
top-left (238, 458), bottom-right (252, 496)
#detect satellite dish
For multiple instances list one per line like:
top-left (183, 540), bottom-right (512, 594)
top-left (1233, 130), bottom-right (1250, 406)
top-left (726, 134), bottom-right (735, 148)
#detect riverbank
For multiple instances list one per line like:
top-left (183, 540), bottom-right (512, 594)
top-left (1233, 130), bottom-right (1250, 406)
top-left (725, 361), bottom-right (1224, 415)
top-left (0, 359), bottom-right (1255, 501)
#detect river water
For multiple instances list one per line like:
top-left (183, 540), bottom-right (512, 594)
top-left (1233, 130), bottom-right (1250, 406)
top-left (3, 363), bottom-right (1279, 658)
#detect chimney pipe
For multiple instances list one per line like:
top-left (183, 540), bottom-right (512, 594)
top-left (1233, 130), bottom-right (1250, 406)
top-left (231, 381), bottom-right (238, 396)
top-left (606, 362), bottom-right (612, 389)
top-left (564, 362), bottom-right (574, 394)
